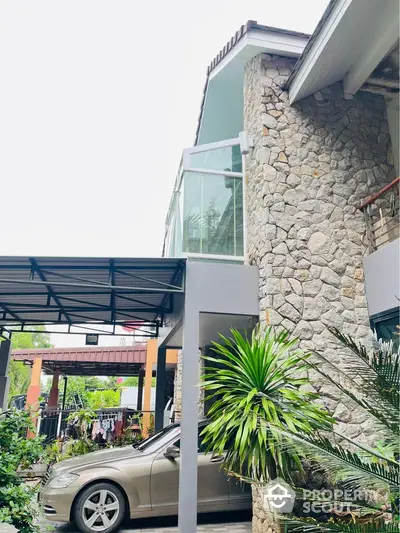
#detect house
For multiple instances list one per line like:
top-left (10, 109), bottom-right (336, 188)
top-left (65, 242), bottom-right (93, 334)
top-left (164, 0), bottom-right (399, 395)
top-left (161, 2), bottom-right (399, 529)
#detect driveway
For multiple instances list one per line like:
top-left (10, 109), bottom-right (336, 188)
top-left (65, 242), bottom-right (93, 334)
top-left (1, 511), bottom-right (252, 533)
top-left (57, 511), bottom-right (252, 532)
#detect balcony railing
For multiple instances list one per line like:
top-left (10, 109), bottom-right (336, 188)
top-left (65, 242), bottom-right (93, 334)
top-left (359, 177), bottom-right (400, 253)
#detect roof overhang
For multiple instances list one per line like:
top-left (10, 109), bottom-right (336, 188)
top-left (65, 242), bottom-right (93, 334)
top-left (0, 256), bottom-right (185, 339)
top-left (287, 0), bottom-right (400, 103)
top-left (196, 22), bottom-right (309, 145)
top-left (12, 345), bottom-right (147, 376)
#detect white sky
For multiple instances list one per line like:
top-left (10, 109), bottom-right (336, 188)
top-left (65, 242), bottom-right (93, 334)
top-left (0, 0), bottom-right (328, 347)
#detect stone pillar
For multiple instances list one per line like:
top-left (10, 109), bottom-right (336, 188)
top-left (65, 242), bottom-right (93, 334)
top-left (0, 340), bottom-right (11, 410)
top-left (173, 349), bottom-right (204, 421)
top-left (47, 368), bottom-right (60, 408)
top-left (243, 53), bottom-right (395, 443)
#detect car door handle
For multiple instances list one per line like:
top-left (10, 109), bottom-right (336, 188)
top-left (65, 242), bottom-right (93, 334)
top-left (210, 455), bottom-right (224, 463)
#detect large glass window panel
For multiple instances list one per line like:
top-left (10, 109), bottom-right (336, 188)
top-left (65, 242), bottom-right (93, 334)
top-left (182, 171), bottom-right (243, 257)
top-left (189, 145), bottom-right (242, 173)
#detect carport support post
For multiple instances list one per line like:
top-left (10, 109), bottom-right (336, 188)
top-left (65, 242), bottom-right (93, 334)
top-left (178, 303), bottom-right (200, 533)
top-left (48, 368), bottom-right (60, 408)
top-left (155, 346), bottom-right (166, 432)
top-left (0, 339), bottom-right (11, 410)
top-left (137, 367), bottom-right (145, 411)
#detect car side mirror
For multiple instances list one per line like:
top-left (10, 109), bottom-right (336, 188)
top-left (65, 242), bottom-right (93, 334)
top-left (164, 445), bottom-right (180, 459)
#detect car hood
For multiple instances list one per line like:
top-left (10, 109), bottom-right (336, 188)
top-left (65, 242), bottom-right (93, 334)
top-left (53, 446), bottom-right (142, 474)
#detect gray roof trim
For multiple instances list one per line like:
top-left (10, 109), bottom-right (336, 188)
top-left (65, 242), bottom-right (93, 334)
top-left (284, 0), bottom-right (341, 90)
top-left (206, 21), bottom-right (310, 77)
top-left (194, 20), bottom-right (311, 145)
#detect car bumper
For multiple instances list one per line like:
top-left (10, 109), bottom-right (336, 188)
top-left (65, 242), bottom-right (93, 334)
top-left (39, 485), bottom-right (78, 523)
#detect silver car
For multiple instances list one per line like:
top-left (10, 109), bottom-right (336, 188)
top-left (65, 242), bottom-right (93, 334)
top-left (40, 421), bottom-right (251, 533)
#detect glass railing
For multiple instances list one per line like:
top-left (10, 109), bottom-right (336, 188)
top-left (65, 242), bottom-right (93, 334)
top-left (163, 138), bottom-right (244, 261)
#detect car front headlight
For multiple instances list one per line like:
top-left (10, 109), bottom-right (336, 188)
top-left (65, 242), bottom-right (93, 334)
top-left (48, 473), bottom-right (79, 489)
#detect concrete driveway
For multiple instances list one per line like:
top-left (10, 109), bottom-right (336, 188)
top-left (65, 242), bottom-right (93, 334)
top-left (53, 512), bottom-right (252, 532)
top-left (1, 511), bottom-right (252, 533)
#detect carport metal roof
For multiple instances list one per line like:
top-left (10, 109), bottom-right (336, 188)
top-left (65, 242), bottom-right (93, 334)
top-left (0, 256), bottom-right (185, 339)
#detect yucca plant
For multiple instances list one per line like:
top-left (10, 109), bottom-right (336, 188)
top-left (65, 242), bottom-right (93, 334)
top-left (201, 325), bottom-right (334, 483)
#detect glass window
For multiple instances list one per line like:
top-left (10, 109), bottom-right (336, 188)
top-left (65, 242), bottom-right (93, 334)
top-left (137, 423), bottom-right (181, 453)
top-left (371, 307), bottom-right (400, 350)
top-left (173, 423), bottom-right (208, 453)
top-left (182, 172), bottom-right (243, 257)
top-left (190, 145), bottom-right (242, 173)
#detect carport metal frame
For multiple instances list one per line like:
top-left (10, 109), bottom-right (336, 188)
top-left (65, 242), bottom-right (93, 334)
top-left (0, 257), bottom-right (185, 340)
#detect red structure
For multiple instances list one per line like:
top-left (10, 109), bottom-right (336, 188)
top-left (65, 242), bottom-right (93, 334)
top-left (13, 344), bottom-right (147, 411)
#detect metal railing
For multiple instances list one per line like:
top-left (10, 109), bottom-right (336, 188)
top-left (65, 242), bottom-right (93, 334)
top-left (37, 407), bottom-right (151, 443)
top-left (359, 177), bottom-right (399, 253)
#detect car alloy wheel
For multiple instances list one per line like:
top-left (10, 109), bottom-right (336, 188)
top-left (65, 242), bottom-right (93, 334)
top-left (81, 488), bottom-right (120, 532)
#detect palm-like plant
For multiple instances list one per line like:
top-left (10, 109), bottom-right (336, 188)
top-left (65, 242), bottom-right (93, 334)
top-left (201, 325), bottom-right (400, 532)
top-left (201, 325), bottom-right (334, 483)
top-left (266, 328), bottom-right (400, 532)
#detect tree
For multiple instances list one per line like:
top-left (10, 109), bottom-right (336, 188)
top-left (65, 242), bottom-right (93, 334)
top-left (201, 326), bottom-right (333, 483)
top-left (58, 376), bottom-right (105, 408)
top-left (8, 326), bottom-right (52, 400)
top-left (86, 389), bottom-right (121, 409)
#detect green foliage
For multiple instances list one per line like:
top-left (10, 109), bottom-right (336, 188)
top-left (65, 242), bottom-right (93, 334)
top-left (117, 376), bottom-right (156, 387)
top-left (86, 389), bottom-right (120, 409)
top-left (8, 361), bottom-right (31, 401)
top-left (63, 409), bottom-right (99, 458)
top-left (43, 441), bottom-right (62, 466)
top-left (11, 327), bottom-right (51, 351)
top-left (8, 326), bottom-right (52, 400)
top-left (104, 376), bottom-right (118, 389)
top-left (59, 376), bottom-right (105, 407)
top-left (270, 327), bottom-right (400, 531)
top-left (120, 376), bottom-right (139, 387)
top-left (113, 427), bottom-right (144, 448)
top-left (66, 408), bottom-right (96, 431)
top-left (62, 438), bottom-right (98, 458)
top-left (282, 517), bottom-right (400, 532)
top-left (0, 409), bottom-right (45, 533)
top-left (201, 325), bottom-right (333, 483)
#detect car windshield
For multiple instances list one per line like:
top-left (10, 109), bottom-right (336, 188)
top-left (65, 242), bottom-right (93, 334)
top-left (136, 423), bottom-right (181, 453)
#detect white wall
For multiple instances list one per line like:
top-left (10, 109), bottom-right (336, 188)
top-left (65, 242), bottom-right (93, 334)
top-left (363, 239), bottom-right (400, 316)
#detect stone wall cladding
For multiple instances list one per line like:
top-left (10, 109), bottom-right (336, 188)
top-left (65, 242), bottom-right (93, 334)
top-left (173, 349), bottom-right (204, 420)
top-left (173, 349), bottom-right (183, 419)
top-left (244, 52), bottom-right (395, 533)
top-left (252, 485), bottom-right (281, 533)
top-left (244, 53), bottom-right (395, 438)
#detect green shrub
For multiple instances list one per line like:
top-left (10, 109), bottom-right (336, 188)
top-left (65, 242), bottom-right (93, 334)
top-left (0, 409), bottom-right (45, 533)
top-left (86, 389), bottom-right (120, 409)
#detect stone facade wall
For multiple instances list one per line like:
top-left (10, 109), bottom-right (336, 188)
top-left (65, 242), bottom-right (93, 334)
top-left (244, 52), bottom-right (394, 368)
top-left (244, 53), bottom-right (395, 531)
top-left (252, 485), bottom-right (281, 533)
top-left (173, 349), bottom-right (183, 419)
top-left (173, 349), bottom-right (204, 420)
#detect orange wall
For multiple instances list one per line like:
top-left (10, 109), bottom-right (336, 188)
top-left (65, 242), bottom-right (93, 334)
top-left (142, 339), bottom-right (177, 436)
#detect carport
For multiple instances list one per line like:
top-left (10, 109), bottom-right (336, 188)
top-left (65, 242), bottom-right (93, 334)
top-left (0, 256), bottom-right (185, 410)
top-left (0, 255), bottom-right (259, 533)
